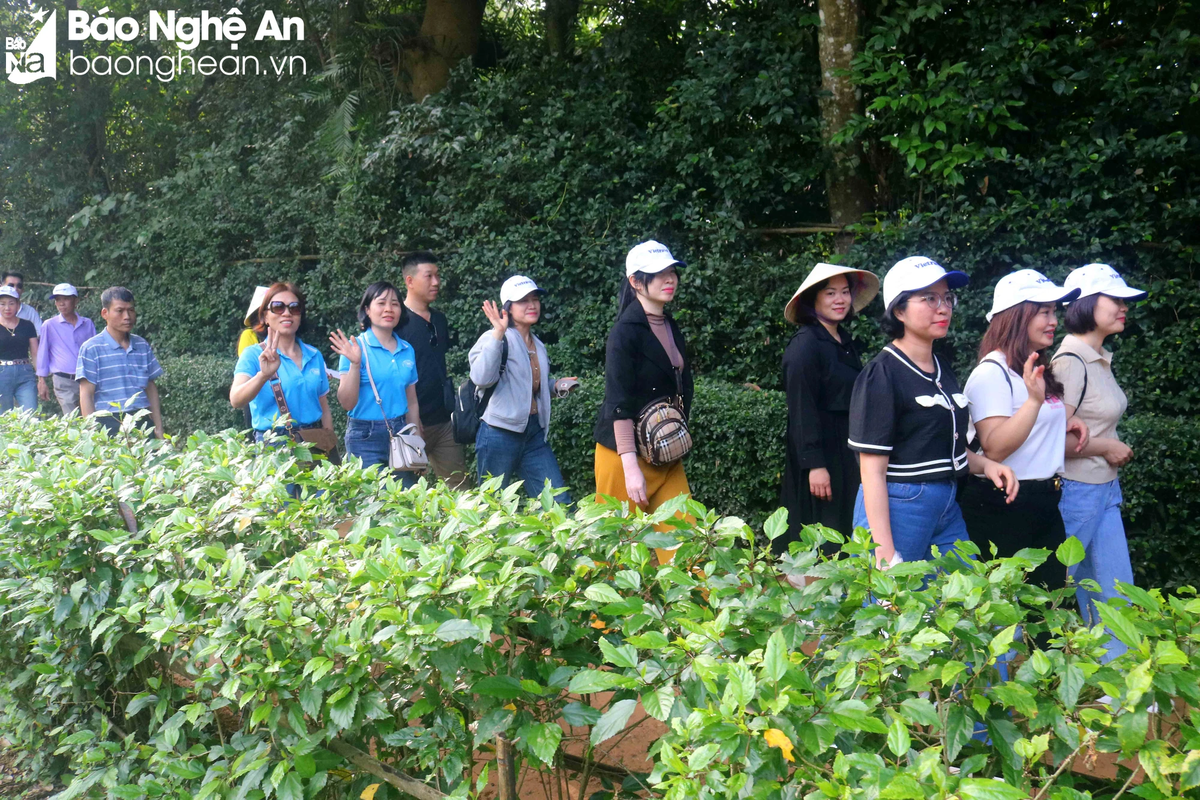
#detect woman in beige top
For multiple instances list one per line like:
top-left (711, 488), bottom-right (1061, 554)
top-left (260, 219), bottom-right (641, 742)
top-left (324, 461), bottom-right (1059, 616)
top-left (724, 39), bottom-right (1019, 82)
top-left (1054, 263), bottom-right (1147, 663)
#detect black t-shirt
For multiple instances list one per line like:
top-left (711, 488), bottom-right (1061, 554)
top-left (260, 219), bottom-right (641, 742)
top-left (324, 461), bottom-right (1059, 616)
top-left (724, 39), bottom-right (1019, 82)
top-left (396, 306), bottom-right (452, 425)
top-left (848, 345), bottom-right (969, 483)
top-left (0, 319), bottom-right (36, 361)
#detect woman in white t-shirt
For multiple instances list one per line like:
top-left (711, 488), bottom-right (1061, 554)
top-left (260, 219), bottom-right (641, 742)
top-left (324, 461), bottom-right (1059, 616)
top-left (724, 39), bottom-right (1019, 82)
top-left (961, 270), bottom-right (1089, 593)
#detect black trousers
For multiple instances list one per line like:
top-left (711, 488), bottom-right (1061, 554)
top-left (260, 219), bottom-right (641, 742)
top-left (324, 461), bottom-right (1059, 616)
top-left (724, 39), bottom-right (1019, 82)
top-left (960, 477), bottom-right (1067, 593)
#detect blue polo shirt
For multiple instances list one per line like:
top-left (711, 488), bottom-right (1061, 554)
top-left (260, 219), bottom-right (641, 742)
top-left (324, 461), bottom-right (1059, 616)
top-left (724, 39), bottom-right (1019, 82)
top-left (235, 339), bottom-right (329, 430)
top-left (75, 330), bottom-right (164, 412)
top-left (338, 330), bottom-right (418, 421)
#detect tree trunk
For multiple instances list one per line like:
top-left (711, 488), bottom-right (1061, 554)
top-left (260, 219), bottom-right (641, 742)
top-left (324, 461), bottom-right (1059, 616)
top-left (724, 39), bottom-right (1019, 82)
top-left (817, 0), bottom-right (872, 250)
top-left (405, 0), bottom-right (485, 100)
top-left (544, 0), bottom-right (580, 57)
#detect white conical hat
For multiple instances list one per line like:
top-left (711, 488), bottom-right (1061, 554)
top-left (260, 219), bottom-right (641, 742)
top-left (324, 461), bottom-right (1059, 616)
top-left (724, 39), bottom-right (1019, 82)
top-left (244, 286), bottom-right (269, 325)
top-left (784, 263), bottom-right (881, 324)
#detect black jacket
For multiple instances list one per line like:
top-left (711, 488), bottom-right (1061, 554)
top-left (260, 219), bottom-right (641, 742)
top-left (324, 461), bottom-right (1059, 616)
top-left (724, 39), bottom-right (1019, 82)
top-left (593, 300), bottom-right (694, 452)
top-left (783, 323), bottom-right (861, 470)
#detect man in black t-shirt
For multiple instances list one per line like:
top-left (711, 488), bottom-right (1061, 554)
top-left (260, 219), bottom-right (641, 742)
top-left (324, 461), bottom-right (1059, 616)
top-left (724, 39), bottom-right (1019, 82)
top-left (397, 251), bottom-right (470, 488)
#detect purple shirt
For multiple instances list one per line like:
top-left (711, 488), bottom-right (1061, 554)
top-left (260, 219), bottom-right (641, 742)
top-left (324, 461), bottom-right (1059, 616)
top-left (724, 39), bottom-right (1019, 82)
top-left (36, 314), bottom-right (96, 377)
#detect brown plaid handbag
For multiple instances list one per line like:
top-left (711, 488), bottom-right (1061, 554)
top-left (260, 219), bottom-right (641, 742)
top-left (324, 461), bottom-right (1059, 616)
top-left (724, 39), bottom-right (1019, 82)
top-left (634, 370), bottom-right (692, 466)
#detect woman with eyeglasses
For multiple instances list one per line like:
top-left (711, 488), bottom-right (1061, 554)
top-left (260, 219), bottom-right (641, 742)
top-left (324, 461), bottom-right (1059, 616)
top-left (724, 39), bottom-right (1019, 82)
top-left (849, 257), bottom-right (1019, 569)
top-left (229, 282), bottom-right (333, 450)
top-left (329, 281), bottom-right (422, 487)
top-left (961, 270), bottom-right (1088, 594)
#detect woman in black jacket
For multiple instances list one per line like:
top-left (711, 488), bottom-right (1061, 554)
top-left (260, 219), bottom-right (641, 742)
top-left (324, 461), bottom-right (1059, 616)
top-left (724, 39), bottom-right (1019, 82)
top-left (594, 240), bottom-right (694, 560)
top-left (777, 264), bottom-right (880, 557)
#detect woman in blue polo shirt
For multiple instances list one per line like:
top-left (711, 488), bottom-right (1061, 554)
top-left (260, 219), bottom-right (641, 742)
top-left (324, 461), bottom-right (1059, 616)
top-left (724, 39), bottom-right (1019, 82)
top-left (329, 281), bottom-right (422, 486)
top-left (230, 282), bottom-right (333, 445)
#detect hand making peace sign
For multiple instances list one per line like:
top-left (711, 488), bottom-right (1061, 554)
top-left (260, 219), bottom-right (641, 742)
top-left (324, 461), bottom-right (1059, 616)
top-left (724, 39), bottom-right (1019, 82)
top-left (258, 328), bottom-right (282, 380)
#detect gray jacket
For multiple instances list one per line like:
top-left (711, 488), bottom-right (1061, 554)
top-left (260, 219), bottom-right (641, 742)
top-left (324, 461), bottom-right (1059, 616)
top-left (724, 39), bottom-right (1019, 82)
top-left (468, 328), bottom-right (552, 434)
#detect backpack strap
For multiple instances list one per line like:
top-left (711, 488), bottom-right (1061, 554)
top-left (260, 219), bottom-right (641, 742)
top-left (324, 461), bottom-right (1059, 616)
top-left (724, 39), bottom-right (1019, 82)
top-left (983, 356), bottom-right (1014, 399)
top-left (1052, 351), bottom-right (1088, 408)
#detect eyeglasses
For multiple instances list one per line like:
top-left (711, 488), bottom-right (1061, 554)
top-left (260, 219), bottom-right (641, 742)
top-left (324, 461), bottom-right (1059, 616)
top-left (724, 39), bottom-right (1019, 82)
top-left (914, 291), bottom-right (958, 311)
top-left (267, 301), bottom-right (301, 316)
top-left (426, 319), bottom-right (438, 348)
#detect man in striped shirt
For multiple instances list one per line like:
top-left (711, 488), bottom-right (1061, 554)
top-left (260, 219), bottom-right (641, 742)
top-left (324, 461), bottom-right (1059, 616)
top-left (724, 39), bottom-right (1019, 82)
top-left (76, 287), bottom-right (164, 437)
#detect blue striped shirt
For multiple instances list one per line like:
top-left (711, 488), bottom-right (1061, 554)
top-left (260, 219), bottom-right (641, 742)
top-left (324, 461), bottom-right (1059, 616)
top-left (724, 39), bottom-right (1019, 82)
top-left (75, 330), bottom-right (164, 412)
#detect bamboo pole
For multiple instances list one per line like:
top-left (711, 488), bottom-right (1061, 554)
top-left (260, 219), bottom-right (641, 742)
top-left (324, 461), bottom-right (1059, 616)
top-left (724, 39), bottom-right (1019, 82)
top-left (496, 734), bottom-right (518, 800)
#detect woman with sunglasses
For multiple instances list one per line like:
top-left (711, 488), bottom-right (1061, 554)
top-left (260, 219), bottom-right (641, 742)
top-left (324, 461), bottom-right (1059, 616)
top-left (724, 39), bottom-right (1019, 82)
top-left (961, 270), bottom-right (1087, 594)
top-left (329, 281), bottom-right (422, 487)
top-left (849, 257), bottom-right (1019, 569)
top-left (229, 282), bottom-right (333, 450)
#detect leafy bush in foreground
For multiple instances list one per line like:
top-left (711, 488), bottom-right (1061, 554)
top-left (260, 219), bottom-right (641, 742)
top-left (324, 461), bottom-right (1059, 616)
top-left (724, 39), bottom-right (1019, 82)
top-left (1, 413), bottom-right (1197, 800)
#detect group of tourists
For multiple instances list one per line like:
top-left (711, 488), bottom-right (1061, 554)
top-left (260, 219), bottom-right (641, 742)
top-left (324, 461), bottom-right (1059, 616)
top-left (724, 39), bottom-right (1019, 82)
top-left (778, 257), bottom-right (1144, 661)
top-left (3, 246), bottom-right (1144, 660)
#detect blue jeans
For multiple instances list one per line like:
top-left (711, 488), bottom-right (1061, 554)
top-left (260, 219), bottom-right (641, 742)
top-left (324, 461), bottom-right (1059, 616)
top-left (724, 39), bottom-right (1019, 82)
top-left (476, 416), bottom-right (571, 503)
top-left (1060, 478), bottom-right (1132, 662)
top-left (345, 416), bottom-right (418, 489)
top-left (853, 480), bottom-right (970, 563)
top-left (0, 364), bottom-right (36, 412)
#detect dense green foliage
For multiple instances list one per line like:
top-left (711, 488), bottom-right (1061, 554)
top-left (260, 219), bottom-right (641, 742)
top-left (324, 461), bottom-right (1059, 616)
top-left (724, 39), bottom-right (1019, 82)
top-left (3, 414), bottom-right (1200, 800)
top-left (2, 0), bottom-right (1197, 410)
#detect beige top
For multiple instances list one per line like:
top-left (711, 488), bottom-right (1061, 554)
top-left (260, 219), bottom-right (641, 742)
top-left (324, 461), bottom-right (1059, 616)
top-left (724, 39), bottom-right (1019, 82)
top-left (527, 343), bottom-right (540, 415)
top-left (1054, 334), bottom-right (1128, 484)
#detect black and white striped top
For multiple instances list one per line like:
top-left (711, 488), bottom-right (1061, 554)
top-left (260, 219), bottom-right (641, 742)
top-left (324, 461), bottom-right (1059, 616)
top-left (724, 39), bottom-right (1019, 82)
top-left (847, 345), bottom-right (969, 483)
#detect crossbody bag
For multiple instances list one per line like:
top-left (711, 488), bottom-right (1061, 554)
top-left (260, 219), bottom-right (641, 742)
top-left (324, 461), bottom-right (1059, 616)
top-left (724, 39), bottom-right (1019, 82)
top-left (269, 380), bottom-right (341, 464)
top-left (635, 368), bottom-right (692, 466)
top-left (361, 335), bottom-right (429, 472)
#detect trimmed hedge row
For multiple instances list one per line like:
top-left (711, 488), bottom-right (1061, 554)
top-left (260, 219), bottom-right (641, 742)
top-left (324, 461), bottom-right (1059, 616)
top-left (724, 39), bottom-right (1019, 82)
top-left (150, 354), bottom-right (1199, 589)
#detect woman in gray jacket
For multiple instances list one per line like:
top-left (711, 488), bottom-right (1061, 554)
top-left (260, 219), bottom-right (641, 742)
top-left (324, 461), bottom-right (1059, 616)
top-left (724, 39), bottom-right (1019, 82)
top-left (468, 276), bottom-right (572, 502)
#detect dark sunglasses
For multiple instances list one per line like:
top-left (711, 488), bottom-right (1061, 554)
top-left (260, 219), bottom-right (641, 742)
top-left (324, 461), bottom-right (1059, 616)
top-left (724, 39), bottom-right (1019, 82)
top-left (426, 319), bottom-right (438, 348)
top-left (267, 301), bottom-right (301, 315)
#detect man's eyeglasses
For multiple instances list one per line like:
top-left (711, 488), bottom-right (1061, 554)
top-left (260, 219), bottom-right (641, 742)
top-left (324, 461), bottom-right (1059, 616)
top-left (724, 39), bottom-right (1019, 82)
top-left (267, 301), bottom-right (302, 316)
top-left (426, 320), bottom-right (438, 348)
top-left (914, 291), bottom-right (958, 311)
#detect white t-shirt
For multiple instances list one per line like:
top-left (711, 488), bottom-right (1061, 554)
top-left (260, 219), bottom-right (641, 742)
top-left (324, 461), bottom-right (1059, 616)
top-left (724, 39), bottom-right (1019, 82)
top-left (964, 351), bottom-right (1066, 480)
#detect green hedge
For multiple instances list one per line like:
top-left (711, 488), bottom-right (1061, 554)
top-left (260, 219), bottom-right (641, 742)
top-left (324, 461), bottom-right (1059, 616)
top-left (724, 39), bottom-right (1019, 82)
top-left (152, 355), bottom-right (1198, 590)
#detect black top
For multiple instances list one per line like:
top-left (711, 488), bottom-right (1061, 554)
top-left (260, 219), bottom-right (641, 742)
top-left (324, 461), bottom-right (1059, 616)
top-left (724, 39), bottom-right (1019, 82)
top-left (783, 324), bottom-right (861, 470)
top-left (396, 306), bottom-right (452, 425)
top-left (0, 319), bottom-right (36, 361)
top-left (848, 344), bottom-right (969, 483)
top-left (593, 300), bottom-right (694, 452)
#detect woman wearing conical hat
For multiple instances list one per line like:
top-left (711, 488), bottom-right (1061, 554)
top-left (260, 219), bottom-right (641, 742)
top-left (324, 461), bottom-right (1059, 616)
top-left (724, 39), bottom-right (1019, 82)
top-left (777, 263), bottom-right (880, 557)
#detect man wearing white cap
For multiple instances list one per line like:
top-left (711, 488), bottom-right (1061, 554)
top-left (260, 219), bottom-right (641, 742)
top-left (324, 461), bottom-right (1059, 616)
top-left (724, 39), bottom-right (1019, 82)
top-left (35, 283), bottom-right (95, 414)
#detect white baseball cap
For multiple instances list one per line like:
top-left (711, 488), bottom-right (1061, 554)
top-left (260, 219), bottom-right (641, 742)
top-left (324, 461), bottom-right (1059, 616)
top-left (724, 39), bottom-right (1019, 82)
top-left (882, 256), bottom-right (969, 311)
top-left (500, 275), bottom-right (546, 305)
top-left (0, 286), bottom-right (18, 300)
top-left (986, 269), bottom-right (1079, 322)
top-left (1063, 263), bottom-right (1147, 302)
top-left (51, 283), bottom-right (78, 298)
top-left (625, 240), bottom-right (685, 278)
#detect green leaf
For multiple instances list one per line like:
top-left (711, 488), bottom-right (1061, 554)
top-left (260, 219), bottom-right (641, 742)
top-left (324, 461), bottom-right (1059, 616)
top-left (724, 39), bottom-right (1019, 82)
top-left (293, 754), bottom-right (316, 779)
top-left (1056, 536), bottom-right (1085, 567)
top-left (1057, 664), bottom-right (1085, 709)
top-left (1094, 603), bottom-right (1143, 649)
top-left (899, 697), bottom-right (939, 728)
top-left (473, 708), bottom-right (514, 747)
top-left (762, 631), bottom-right (787, 682)
top-left (591, 699), bottom-right (636, 745)
top-left (328, 689), bottom-right (358, 730)
top-left (522, 722), bottom-right (562, 766)
top-left (599, 637), bottom-right (638, 669)
top-left (1179, 748), bottom-right (1200, 792)
top-left (641, 684), bottom-right (675, 722)
top-left (887, 718), bottom-right (911, 757)
top-left (1117, 709), bottom-right (1149, 755)
top-left (304, 657), bottom-right (334, 683)
top-left (567, 670), bottom-right (631, 694)
top-left (126, 693), bottom-right (158, 716)
top-left (584, 583), bottom-right (623, 604)
top-left (435, 618), bottom-right (482, 642)
top-left (764, 507), bottom-right (788, 541)
top-left (276, 772), bottom-right (303, 800)
top-left (475, 676), bottom-right (525, 699)
top-left (881, 773), bottom-right (924, 800)
top-left (299, 687), bottom-right (323, 718)
top-left (250, 702), bottom-right (273, 727)
top-left (945, 705), bottom-right (974, 761)
top-left (561, 702), bottom-right (601, 728)
top-left (722, 662), bottom-right (756, 709)
top-left (958, 778), bottom-right (1028, 800)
